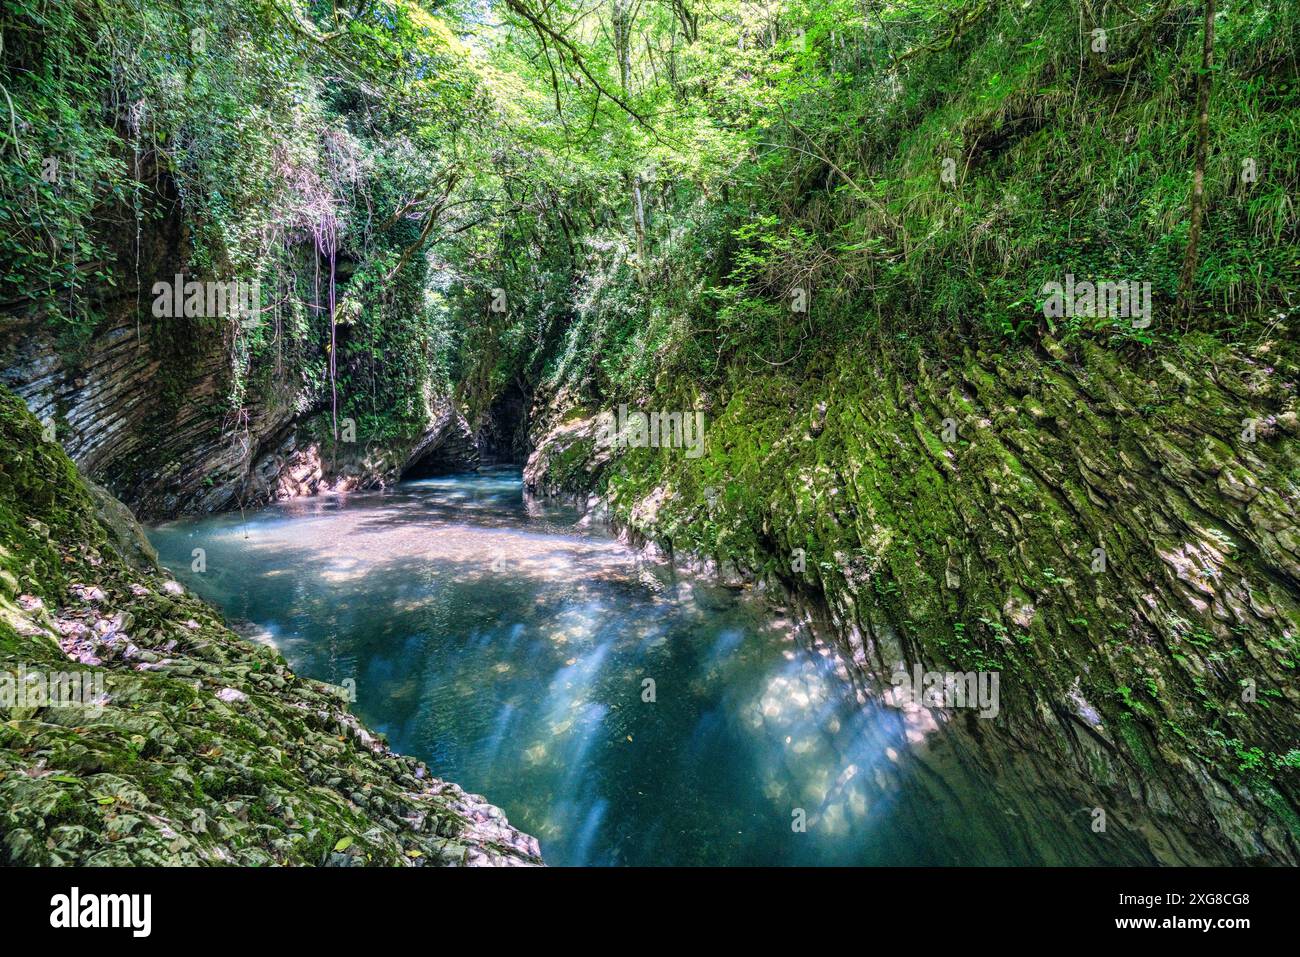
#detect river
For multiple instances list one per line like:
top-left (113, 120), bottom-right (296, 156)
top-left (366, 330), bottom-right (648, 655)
top-left (150, 467), bottom-right (1128, 865)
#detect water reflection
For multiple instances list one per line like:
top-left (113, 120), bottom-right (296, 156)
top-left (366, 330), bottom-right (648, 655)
top-left (150, 468), bottom-right (1112, 865)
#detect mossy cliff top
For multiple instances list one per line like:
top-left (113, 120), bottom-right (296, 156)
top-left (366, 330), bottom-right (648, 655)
top-left (0, 387), bottom-right (540, 866)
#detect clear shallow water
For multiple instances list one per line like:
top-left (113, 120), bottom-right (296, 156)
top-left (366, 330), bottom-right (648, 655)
top-left (149, 468), bottom-right (1082, 865)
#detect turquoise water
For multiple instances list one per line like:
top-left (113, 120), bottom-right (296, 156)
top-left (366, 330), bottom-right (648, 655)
top-left (149, 468), bottom-right (1117, 865)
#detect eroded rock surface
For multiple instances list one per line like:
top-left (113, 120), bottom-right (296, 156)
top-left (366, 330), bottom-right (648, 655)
top-left (0, 309), bottom-right (479, 518)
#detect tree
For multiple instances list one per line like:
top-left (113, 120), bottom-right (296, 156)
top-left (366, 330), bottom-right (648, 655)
top-left (1176, 0), bottom-right (1216, 322)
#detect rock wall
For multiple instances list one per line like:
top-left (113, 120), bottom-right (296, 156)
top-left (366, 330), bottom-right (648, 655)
top-left (0, 158), bottom-right (307, 520)
top-left (0, 307), bottom-right (293, 519)
top-left (524, 331), bottom-right (1300, 865)
top-left (0, 268), bottom-right (478, 522)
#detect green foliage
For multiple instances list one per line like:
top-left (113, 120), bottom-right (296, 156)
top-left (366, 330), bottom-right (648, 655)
top-left (492, 0), bottom-right (1300, 402)
top-left (3, 0), bottom-right (1296, 437)
top-left (3, 0), bottom-right (493, 435)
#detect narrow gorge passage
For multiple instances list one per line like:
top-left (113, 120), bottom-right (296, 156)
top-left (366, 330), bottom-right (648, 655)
top-left (2, 0), bottom-right (1296, 927)
top-left (151, 468), bottom-right (1146, 866)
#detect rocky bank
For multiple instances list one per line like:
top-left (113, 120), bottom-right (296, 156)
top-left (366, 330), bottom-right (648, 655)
top-left (0, 387), bottom-right (540, 865)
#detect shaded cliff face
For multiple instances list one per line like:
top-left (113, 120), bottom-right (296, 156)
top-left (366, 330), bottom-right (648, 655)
top-left (0, 310), bottom-right (295, 520)
top-left (241, 405), bottom-right (480, 503)
top-left (524, 331), bottom-right (1300, 865)
top-left (0, 387), bottom-right (540, 865)
top-left (0, 175), bottom-right (477, 521)
top-left (0, 162), bottom-right (300, 520)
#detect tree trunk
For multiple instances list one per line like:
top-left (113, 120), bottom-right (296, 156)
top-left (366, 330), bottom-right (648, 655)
top-left (1176, 0), bottom-right (1216, 323)
top-left (612, 0), bottom-right (648, 283)
top-left (631, 172), bottom-right (647, 274)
